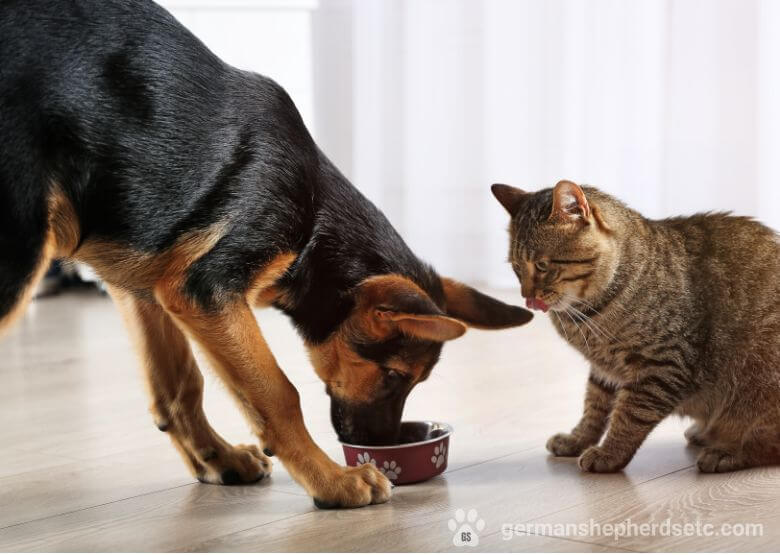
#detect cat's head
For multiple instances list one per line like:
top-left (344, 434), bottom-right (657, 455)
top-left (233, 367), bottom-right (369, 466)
top-left (491, 180), bottom-right (620, 312)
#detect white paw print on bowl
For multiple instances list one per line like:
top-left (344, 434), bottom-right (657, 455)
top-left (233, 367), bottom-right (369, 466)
top-left (448, 508), bottom-right (486, 547)
top-left (356, 452), bottom-right (376, 466)
top-left (379, 460), bottom-right (402, 480)
top-left (431, 442), bottom-right (446, 468)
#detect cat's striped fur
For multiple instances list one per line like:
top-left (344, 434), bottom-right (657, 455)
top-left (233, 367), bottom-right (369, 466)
top-left (493, 180), bottom-right (780, 473)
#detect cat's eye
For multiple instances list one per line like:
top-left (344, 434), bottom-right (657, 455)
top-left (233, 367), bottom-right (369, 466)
top-left (535, 261), bottom-right (549, 273)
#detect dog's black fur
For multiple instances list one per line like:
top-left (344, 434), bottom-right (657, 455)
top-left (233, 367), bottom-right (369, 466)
top-left (1, 1), bottom-right (532, 503)
top-left (1, 0), bottom-right (457, 336)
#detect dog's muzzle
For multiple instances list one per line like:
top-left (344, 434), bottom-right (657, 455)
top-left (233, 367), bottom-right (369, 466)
top-left (330, 394), bottom-right (407, 446)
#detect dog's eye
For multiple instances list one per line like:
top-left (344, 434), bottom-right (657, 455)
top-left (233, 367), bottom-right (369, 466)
top-left (535, 261), bottom-right (549, 273)
top-left (382, 367), bottom-right (408, 384)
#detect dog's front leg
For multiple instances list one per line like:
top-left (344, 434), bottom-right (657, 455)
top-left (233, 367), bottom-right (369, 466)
top-left (155, 285), bottom-right (391, 509)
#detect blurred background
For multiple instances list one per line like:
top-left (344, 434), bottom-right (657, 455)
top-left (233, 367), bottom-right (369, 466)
top-left (149, 0), bottom-right (780, 289)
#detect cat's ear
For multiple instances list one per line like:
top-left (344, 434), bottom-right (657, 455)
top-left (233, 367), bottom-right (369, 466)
top-left (549, 180), bottom-right (591, 222)
top-left (491, 183), bottom-right (527, 216)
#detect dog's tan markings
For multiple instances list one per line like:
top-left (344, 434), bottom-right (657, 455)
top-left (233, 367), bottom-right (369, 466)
top-left (153, 281), bottom-right (390, 507)
top-left (48, 187), bottom-right (81, 257)
top-left (108, 284), bottom-right (271, 485)
top-left (441, 276), bottom-right (533, 329)
top-left (350, 274), bottom-right (420, 338)
top-left (307, 331), bottom-right (383, 404)
top-left (74, 222), bottom-right (227, 292)
top-left (0, 186), bottom-right (81, 337)
top-left (355, 274), bottom-right (466, 340)
top-left (441, 278), bottom-right (475, 313)
top-left (306, 274), bottom-right (474, 408)
top-left (246, 252), bottom-right (296, 306)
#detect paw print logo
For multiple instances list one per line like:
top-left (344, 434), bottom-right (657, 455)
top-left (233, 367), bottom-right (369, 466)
top-left (448, 508), bottom-right (485, 547)
top-left (431, 443), bottom-right (446, 468)
top-left (379, 460), bottom-right (402, 480)
top-left (356, 452), bottom-right (376, 466)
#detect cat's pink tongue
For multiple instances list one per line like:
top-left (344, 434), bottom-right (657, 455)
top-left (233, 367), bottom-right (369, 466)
top-left (525, 297), bottom-right (550, 313)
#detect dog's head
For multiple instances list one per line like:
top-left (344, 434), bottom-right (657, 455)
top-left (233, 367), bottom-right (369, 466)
top-left (307, 274), bottom-right (532, 445)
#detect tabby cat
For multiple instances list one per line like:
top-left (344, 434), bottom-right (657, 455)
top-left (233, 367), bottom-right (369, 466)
top-left (492, 180), bottom-right (780, 473)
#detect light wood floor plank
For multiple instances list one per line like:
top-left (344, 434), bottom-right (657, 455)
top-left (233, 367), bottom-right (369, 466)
top-left (519, 464), bottom-right (780, 552)
top-left (0, 448), bottom-right (82, 480)
top-left (0, 445), bottom-right (194, 529)
top-left (0, 482), bottom-right (311, 552)
top-left (0, 291), bottom-right (776, 552)
top-left (182, 436), bottom-right (696, 552)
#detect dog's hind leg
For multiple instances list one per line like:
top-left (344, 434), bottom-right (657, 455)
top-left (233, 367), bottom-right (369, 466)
top-left (0, 186), bottom-right (78, 337)
top-left (108, 285), bottom-right (271, 485)
top-left (0, 236), bottom-right (54, 337)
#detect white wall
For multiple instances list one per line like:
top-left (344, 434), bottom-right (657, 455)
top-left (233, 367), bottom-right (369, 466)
top-left (313, 0), bottom-right (780, 287)
top-left (157, 0), bottom-right (780, 288)
top-left (159, 0), bottom-right (318, 133)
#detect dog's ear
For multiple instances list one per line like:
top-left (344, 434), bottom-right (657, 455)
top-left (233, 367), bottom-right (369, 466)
top-left (442, 277), bottom-right (533, 329)
top-left (491, 183), bottom-right (527, 216)
top-left (356, 275), bottom-right (467, 342)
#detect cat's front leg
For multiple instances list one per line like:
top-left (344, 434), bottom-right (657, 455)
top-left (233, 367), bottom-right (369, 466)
top-left (578, 373), bottom-right (687, 472)
top-left (547, 373), bottom-right (615, 457)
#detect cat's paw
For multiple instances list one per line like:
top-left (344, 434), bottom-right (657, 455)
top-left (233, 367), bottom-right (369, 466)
top-left (697, 447), bottom-right (745, 473)
top-left (684, 423), bottom-right (707, 446)
top-left (546, 433), bottom-right (587, 457)
top-left (577, 446), bottom-right (628, 473)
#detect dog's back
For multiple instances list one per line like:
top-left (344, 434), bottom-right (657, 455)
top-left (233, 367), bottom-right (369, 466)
top-left (0, 0), bottom-right (318, 330)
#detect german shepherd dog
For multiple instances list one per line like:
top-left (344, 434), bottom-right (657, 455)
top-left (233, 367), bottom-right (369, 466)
top-left (0, 0), bottom-right (532, 508)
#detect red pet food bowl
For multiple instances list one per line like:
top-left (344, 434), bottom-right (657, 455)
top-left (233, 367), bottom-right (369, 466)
top-left (341, 421), bottom-right (452, 485)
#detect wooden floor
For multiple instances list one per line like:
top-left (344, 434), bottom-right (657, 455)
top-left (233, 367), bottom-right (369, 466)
top-left (0, 290), bottom-right (777, 552)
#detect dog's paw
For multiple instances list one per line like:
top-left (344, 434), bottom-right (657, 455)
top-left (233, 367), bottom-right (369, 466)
top-left (577, 446), bottom-right (628, 473)
top-left (197, 443), bottom-right (271, 485)
top-left (697, 447), bottom-right (745, 473)
top-left (546, 433), bottom-right (587, 457)
top-left (312, 463), bottom-right (391, 509)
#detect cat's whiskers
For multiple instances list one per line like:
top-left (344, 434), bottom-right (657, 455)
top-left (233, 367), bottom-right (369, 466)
top-left (566, 307), bottom-right (602, 342)
top-left (577, 307), bottom-right (619, 343)
top-left (551, 310), bottom-right (571, 344)
top-left (566, 307), bottom-right (599, 345)
top-left (560, 293), bottom-right (621, 342)
top-left (566, 303), bottom-right (619, 343)
top-left (562, 290), bottom-right (630, 318)
top-left (563, 307), bottom-right (589, 351)
top-left (574, 292), bottom-right (632, 319)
